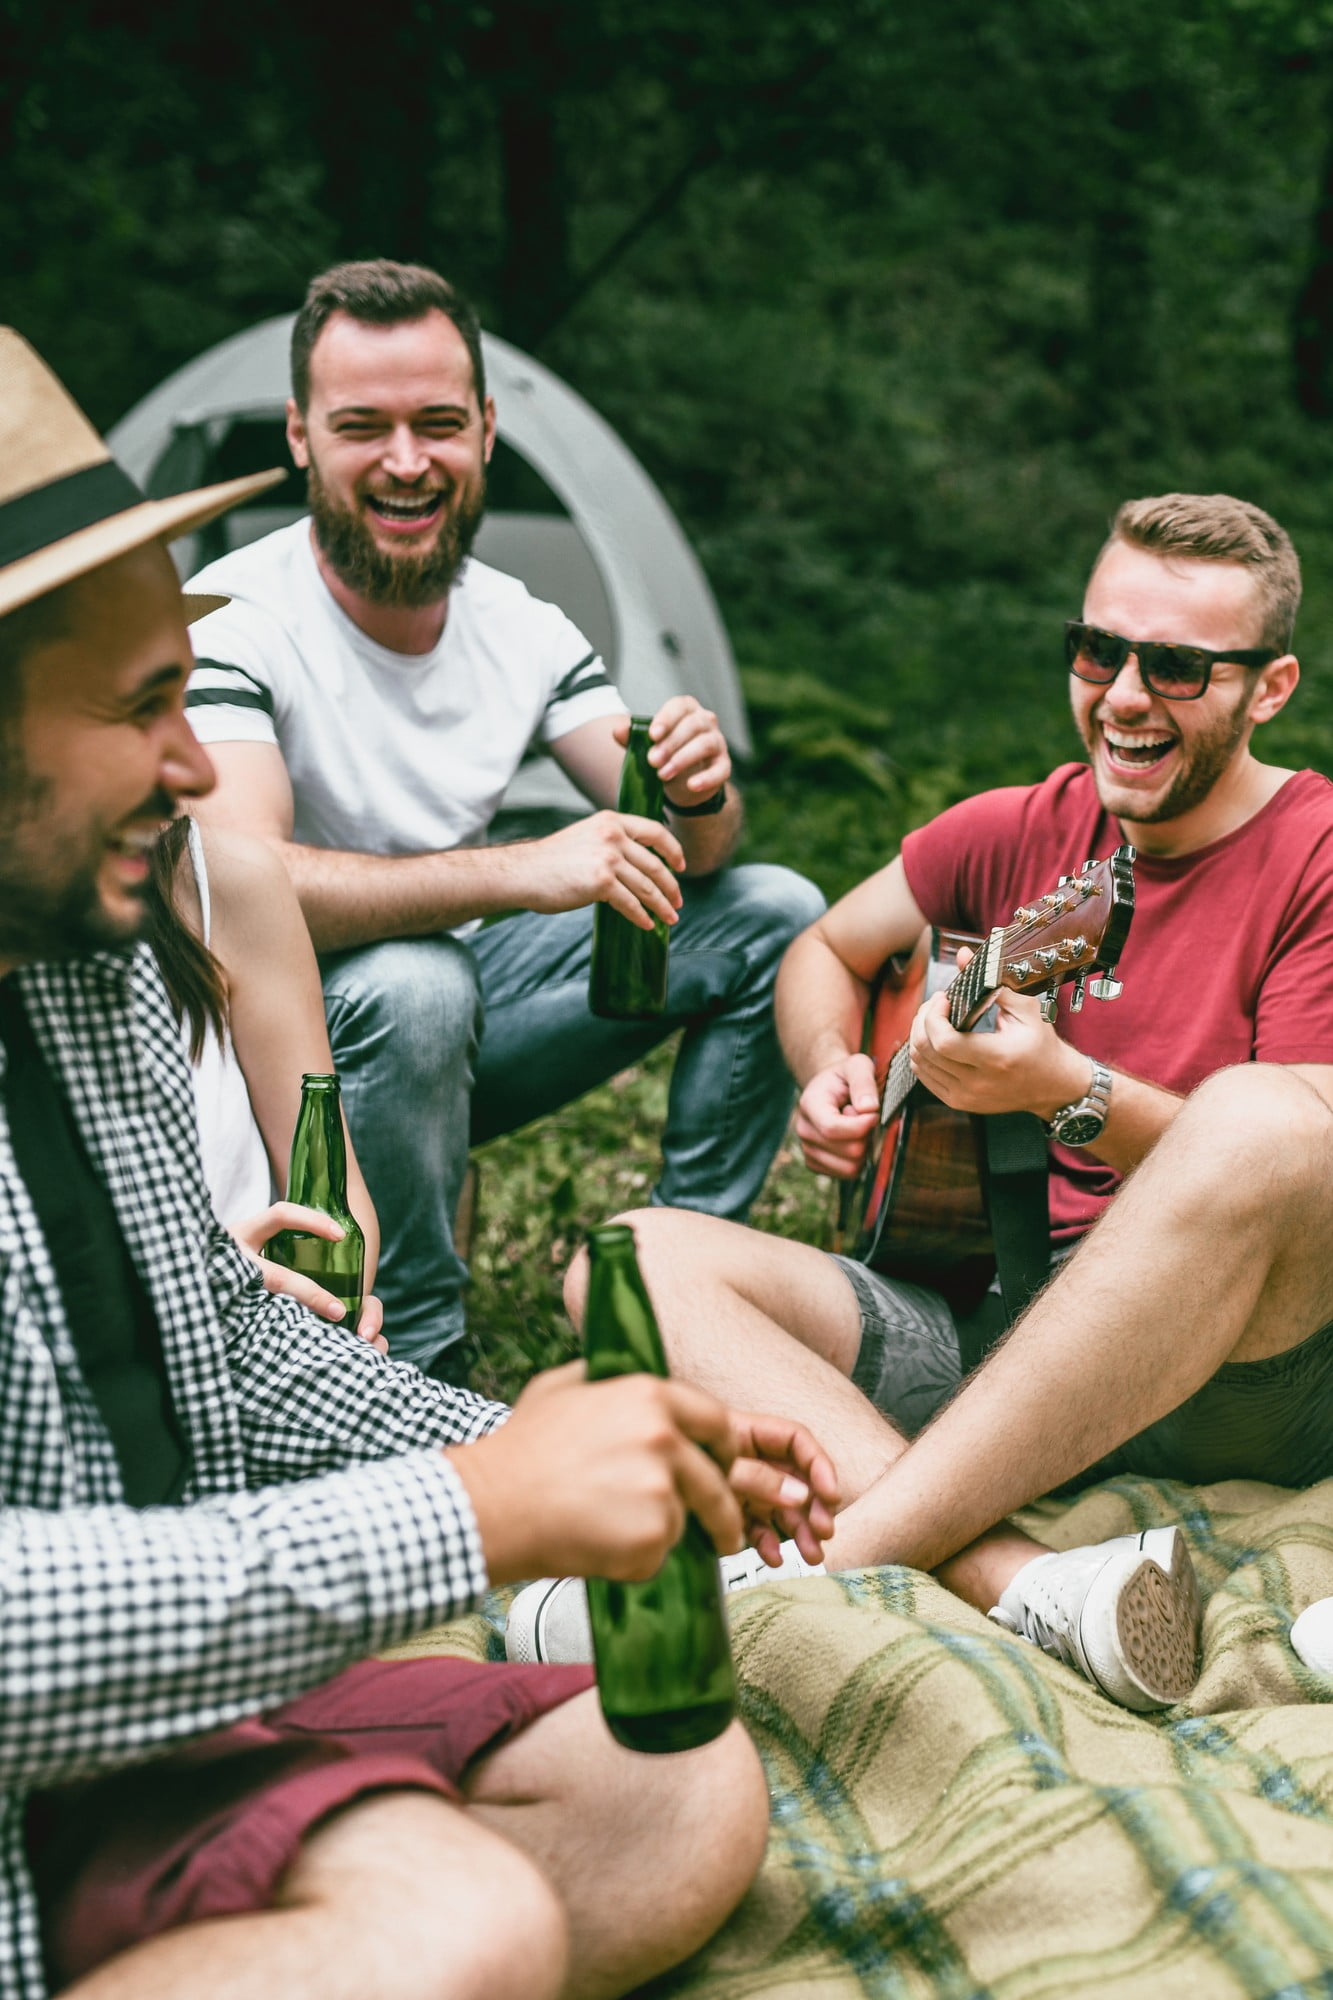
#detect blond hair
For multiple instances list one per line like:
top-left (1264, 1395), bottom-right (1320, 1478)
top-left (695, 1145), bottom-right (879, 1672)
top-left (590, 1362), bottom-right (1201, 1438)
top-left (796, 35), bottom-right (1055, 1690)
top-left (1100, 493), bottom-right (1300, 653)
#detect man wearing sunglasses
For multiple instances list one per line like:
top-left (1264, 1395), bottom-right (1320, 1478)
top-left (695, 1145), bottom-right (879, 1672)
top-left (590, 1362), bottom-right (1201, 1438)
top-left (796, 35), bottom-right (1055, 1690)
top-left (550, 492), bottom-right (1333, 1715)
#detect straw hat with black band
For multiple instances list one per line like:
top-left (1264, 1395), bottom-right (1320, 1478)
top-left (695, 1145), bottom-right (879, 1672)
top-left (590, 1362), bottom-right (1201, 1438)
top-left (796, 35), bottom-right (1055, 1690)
top-left (0, 327), bottom-right (284, 622)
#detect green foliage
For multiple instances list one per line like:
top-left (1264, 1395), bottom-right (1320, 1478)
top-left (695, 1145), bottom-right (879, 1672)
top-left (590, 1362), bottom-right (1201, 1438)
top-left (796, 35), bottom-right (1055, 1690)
top-left (741, 665), bottom-right (895, 795)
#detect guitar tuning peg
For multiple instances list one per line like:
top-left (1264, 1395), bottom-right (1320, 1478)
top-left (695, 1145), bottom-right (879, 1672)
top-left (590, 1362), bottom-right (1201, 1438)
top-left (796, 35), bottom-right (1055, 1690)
top-left (1081, 857), bottom-right (1097, 873)
top-left (1056, 875), bottom-right (1071, 887)
top-left (1070, 972), bottom-right (1087, 1013)
top-left (1088, 974), bottom-right (1123, 1001)
top-left (1040, 987), bottom-right (1060, 1023)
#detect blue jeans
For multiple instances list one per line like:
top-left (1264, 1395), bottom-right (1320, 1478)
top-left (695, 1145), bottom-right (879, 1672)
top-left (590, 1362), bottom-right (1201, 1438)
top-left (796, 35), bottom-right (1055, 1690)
top-left (321, 863), bottom-right (825, 1369)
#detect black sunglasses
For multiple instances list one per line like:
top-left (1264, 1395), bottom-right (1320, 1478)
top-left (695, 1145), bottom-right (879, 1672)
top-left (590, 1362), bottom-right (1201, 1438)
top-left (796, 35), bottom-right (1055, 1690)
top-left (1064, 620), bottom-right (1277, 702)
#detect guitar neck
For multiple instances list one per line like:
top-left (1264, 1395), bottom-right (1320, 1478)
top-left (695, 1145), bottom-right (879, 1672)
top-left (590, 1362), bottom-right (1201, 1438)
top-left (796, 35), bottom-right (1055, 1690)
top-left (879, 932), bottom-right (998, 1127)
top-left (872, 844), bottom-right (1135, 1128)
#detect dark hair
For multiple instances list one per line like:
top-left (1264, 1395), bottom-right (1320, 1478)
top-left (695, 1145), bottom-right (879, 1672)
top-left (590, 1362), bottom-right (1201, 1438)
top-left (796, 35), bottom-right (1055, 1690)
top-left (144, 817), bottom-right (229, 1061)
top-left (290, 259), bottom-right (487, 414)
top-left (0, 585), bottom-right (75, 675)
top-left (0, 585), bottom-right (77, 789)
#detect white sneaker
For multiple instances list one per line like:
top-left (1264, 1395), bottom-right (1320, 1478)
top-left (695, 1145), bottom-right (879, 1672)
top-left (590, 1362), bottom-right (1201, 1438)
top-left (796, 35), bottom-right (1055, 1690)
top-left (717, 1539), bottom-right (825, 1595)
top-left (504, 1540), bottom-right (826, 1665)
top-left (1290, 1597), bottom-right (1333, 1676)
top-left (988, 1526), bottom-right (1201, 1712)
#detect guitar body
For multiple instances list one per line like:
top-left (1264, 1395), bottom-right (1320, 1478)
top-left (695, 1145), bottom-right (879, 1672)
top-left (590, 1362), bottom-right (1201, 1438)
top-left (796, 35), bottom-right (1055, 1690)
top-left (837, 844), bottom-right (1136, 1313)
top-left (844, 928), bottom-right (998, 1310)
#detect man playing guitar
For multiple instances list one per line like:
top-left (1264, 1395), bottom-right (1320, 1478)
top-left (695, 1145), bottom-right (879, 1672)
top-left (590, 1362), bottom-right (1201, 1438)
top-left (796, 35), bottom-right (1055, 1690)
top-left (565, 492), bottom-right (1333, 1713)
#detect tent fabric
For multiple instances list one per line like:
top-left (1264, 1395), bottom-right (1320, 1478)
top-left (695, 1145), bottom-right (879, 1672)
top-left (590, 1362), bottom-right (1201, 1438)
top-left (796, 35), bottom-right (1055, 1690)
top-left (107, 318), bottom-right (747, 815)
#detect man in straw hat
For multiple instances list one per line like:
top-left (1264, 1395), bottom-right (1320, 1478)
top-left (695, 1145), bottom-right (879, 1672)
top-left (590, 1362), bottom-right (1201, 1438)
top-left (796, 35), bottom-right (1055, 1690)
top-left (0, 329), bottom-right (836, 2000)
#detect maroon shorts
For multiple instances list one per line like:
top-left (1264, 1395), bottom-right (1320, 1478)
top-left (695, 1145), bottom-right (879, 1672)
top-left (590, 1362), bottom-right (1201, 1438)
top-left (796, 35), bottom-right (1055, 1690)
top-left (26, 1656), bottom-right (595, 1989)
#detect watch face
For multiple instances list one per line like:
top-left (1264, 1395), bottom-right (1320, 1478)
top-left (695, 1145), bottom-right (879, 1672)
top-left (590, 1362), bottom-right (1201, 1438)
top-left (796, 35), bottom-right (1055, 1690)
top-left (1055, 1113), bottom-right (1105, 1146)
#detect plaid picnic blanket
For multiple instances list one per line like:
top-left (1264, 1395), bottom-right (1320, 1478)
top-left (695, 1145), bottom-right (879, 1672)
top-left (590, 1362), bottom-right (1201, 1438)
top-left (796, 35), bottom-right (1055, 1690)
top-left (386, 1474), bottom-right (1333, 1998)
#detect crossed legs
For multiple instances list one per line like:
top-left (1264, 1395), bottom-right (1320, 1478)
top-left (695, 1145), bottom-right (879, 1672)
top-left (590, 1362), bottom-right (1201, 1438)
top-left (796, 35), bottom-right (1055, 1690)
top-left (567, 1066), bottom-right (1333, 1607)
top-left (64, 1692), bottom-right (768, 2000)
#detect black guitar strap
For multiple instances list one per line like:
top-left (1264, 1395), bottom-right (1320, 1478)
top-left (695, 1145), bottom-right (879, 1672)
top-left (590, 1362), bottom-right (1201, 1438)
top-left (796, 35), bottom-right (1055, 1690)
top-left (975, 1108), bottom-right (1050, 1338)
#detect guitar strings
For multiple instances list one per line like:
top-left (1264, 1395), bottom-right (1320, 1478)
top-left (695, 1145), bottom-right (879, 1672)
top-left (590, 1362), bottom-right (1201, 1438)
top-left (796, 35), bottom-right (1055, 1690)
top-left (874, 854), bottom-right (1127, 1124)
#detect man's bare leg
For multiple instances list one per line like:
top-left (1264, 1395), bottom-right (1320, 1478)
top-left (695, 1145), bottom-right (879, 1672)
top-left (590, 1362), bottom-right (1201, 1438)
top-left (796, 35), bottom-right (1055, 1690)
top-left (64, 1692), bottom-right (768, 2000)
top-left (570, 1068), bottom-right (1333, 1593)
top-left (64, 1788), bottom-right (570, 2000)
top-left (467, 1691), bottom-right (770, 2000)
top-left (845, 1065), bottom-right (1333, 1572)
top-left (562, 1204), bottom-right (1043, 1609)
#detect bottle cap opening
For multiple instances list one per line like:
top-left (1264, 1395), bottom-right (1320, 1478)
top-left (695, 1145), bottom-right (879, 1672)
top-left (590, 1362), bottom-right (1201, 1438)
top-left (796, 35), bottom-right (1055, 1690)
top-left (585, 1222), bottom-right (636, 1250)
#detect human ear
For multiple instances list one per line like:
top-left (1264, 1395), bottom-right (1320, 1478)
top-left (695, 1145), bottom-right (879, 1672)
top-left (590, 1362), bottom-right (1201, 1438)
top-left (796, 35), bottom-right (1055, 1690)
top-left (1248, 653), bottom-right (1300, 726)
top-left (285, 397), bottom-right (310, 471)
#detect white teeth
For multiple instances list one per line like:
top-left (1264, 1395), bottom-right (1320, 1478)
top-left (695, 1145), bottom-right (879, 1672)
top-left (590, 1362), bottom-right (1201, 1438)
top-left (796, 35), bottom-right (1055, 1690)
top-left (369, 495), bottom-right (440, 517)
top-left (113, 827), bottom-right (161, 855)
top-left (1104, 726), bottom-right (1173, 750)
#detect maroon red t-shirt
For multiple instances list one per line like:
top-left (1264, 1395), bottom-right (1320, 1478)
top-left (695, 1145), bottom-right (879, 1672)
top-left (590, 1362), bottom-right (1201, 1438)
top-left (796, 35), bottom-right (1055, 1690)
top-left (900, 762), bottom-right (1333, 1243)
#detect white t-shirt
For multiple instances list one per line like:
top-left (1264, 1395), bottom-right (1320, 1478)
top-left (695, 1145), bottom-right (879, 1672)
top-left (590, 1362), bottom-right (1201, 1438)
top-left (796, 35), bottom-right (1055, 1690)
top-left (184, 519), bottom-right (627, 858)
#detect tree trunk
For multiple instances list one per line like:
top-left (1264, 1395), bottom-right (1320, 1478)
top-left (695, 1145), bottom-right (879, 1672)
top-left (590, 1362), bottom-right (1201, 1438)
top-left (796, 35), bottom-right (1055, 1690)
top-left (307, 16), bottom-right (437, 264)
top-left (468, 4), bottom-right (573, 348)
top-left (1082, 86), bottom-right (1157, 438)
top-left (1293, 74), bottom-right (1333, 419)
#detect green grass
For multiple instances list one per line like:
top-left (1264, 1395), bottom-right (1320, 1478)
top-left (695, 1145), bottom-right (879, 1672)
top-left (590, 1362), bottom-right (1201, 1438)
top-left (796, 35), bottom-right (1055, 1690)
top-left (465, 1029), bottom-right (836, 1405)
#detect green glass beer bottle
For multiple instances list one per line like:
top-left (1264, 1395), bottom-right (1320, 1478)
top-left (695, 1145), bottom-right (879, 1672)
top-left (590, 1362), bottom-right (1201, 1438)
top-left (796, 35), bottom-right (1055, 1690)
top-left (588, 716), bottom-right (670, 1020)
top-left (582, 1222), bottom-right (737, 1753)
top-left (263, 1073), bottom-right (365, 1324)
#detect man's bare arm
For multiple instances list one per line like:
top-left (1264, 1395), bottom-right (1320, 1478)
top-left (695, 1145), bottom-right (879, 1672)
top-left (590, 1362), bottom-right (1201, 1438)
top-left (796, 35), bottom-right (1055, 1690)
top-left (910, 926), bottom-right (1333, 1177)
top-left (774, 856), bottom-right (931, 1177)
top-left (193, 740), bottom-right (686, 952)
top-left (776, 855), bottom-right (930, 1083)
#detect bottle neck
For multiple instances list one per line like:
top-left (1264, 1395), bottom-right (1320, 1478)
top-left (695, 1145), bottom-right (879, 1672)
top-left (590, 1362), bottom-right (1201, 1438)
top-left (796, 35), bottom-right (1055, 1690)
top-left (287, 1080), bottom-right (351, 1213)
top-left (618, 719), bottom-right (664, 821)
top-left (583, 1229), bottom-right (669, 1379)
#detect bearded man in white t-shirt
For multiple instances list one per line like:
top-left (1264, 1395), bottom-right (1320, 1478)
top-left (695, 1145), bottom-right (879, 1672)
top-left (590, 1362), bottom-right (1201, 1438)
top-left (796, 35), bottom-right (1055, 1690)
top-left (186, 258), bottom-right (824, 1376)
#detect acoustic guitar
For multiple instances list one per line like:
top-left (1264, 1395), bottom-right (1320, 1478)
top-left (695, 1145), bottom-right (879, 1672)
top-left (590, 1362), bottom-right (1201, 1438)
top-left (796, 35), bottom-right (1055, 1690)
top-left (838, 846), bottom-right (1136, 1306)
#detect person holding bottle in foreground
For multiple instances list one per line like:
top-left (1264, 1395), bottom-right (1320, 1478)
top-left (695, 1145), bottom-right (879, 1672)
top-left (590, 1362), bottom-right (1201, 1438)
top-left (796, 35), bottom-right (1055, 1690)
top-left (0, 329), bottom-right (837, 2000)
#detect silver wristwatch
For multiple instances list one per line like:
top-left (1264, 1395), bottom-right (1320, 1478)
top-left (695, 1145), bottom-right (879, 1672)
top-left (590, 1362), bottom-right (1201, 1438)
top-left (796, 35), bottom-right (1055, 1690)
top-left (1044, 1059), bottom-right (1113, 1147)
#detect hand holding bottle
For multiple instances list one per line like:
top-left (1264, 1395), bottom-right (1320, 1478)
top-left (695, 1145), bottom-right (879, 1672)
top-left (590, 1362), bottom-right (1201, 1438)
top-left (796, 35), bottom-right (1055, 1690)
top-left (448, 1361), bottom-right (835, 1588)
top-left (230, 1201), bottom-right (387, 1350)
top-left (614, 696), bottom-right (731, 811)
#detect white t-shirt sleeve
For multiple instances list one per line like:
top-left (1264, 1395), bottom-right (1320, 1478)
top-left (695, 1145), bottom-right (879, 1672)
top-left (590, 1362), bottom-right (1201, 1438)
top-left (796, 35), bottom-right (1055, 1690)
top-left (186, 607), bottom-right (283, 749)
top-left (535, 603), bottom-right (628, 744)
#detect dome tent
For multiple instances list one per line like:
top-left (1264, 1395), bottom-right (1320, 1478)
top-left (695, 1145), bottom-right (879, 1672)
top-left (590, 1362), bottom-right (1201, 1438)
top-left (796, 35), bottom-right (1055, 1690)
top-left (108, 315), bottom-right (749, 818)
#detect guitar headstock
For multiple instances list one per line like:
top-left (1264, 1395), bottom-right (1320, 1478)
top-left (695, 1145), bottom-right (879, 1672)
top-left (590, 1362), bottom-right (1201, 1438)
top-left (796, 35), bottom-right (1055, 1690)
top-left (948, 844), bottom-right (1136, 1029)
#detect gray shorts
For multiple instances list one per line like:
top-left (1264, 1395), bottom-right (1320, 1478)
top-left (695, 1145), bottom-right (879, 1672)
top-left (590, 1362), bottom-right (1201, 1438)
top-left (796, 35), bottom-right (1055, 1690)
top-left (832, 1253), bottom-right (1333, 1491)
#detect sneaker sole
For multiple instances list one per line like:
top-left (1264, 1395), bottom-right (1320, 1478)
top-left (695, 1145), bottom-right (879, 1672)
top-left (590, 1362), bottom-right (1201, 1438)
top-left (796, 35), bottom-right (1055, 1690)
top-left (1111, 1533), bottom-right (1201, 1707)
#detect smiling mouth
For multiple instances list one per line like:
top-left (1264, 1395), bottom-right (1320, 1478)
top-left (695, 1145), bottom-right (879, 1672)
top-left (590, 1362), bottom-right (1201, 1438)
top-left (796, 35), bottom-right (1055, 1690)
top-left (365, 493), bottom-right (444, 525)
top-left (1100, 724), bottom-right (1176, 771)
top-left (105, 823), bottom-right (167, 873)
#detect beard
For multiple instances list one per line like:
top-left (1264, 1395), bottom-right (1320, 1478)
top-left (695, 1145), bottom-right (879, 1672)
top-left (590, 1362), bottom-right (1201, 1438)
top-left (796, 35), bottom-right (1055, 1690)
top-left (0, 761), bottom-right (170, 964)
top-left (307, 458), bottom-right (486, 610)
top-left (1084, 681), bottom-right (1254, 826)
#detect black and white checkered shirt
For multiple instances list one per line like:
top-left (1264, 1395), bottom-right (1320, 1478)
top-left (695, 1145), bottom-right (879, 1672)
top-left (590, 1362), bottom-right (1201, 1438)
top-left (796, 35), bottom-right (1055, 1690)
top-left (0, 946), bottom-right (506, 1998)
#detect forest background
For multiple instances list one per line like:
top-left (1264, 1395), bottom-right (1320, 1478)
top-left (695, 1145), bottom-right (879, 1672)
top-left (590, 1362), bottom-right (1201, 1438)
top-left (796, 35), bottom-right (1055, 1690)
top-left (7, 0), bottom-right (1333, 1397)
